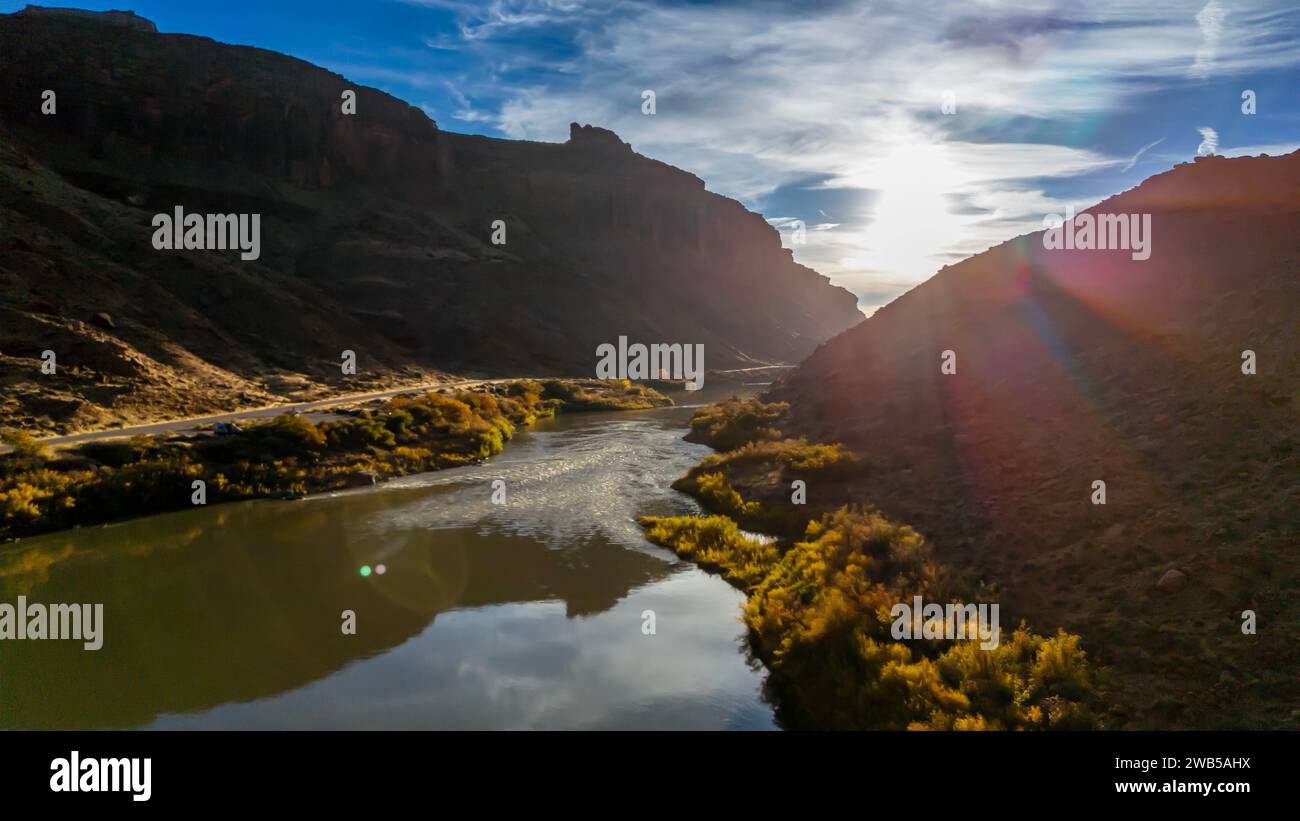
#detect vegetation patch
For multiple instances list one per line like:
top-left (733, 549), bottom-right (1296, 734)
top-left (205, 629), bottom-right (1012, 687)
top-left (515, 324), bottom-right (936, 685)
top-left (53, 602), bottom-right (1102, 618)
top-left (538, 378), bottom-right (669, 412)
top-left (684, 397), bottom-right (789, 450)
top-left (641, 506), bottom-right (1099, 730)
top-left (644, 397), bottom-right (1102, 730)
top-left (0, 379), bottom-right (670, 540)
top-left (671, 438), bottom-right (864, 536)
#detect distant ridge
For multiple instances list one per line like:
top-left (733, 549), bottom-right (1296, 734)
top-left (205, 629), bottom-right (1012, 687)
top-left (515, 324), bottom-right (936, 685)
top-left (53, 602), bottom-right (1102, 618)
top-left (14, 5), bottom-right (157, 33)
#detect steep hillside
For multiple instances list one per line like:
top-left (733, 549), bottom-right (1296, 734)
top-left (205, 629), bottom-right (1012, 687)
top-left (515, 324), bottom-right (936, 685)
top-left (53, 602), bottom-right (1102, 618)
top-left (761, 151), bottom-right (1299, 727)
top-left (0, 6), bottom-right (861, 432)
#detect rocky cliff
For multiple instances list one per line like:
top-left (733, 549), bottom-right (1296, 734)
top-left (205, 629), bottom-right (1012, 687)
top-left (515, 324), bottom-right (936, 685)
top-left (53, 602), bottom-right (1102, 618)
top-left (0, 6), bottom-right (861, 430)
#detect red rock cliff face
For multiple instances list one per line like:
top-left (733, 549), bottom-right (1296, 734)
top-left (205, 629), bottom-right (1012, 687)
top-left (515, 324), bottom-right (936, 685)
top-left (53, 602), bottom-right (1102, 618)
top-left (0, 8), bottom-right (862, 385)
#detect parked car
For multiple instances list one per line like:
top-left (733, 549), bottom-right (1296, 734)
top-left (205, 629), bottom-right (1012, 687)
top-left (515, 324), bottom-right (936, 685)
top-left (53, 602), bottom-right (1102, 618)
top-left (213, 421), bottom-right (243, 436)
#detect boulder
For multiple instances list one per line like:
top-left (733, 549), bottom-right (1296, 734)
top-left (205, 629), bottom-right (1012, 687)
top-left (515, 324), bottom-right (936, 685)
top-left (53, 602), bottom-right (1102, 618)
top-left (1156, 568), bottom-right (1188, 592)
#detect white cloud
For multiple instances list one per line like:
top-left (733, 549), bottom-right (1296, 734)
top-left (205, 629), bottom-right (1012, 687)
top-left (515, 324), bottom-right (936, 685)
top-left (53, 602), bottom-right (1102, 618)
top-left (1221, 142), bottom-right (1300, 157)
top-left (1190, 0), bottom-right (1227, 79)
top-left (1196, 126), bottom-right (1220, 155)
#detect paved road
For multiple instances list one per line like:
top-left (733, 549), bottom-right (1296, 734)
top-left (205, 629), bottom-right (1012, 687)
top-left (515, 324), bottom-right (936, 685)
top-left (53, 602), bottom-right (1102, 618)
top-left (6, 378), bottom-right (511, 452)
top-left (712, 364), bottom-right (795, 374)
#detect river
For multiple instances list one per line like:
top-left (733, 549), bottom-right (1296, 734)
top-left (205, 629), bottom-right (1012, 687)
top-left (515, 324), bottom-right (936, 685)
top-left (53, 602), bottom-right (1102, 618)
top-left (0, 398), bottom-right (777, 729)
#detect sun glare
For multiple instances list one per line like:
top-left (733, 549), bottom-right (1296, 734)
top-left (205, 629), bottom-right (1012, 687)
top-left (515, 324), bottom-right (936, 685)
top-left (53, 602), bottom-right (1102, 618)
top-left (860, 141), bottom-right (966, 282)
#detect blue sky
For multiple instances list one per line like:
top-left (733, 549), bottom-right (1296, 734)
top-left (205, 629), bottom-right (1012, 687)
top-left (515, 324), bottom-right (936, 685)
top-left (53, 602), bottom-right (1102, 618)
top-left (7, 0), bottom-right (1298, 311)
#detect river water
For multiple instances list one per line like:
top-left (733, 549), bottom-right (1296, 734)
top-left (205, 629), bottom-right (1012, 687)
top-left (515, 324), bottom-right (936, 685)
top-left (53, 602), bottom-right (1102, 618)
top-left (0, 400), bottom-right (776, 729)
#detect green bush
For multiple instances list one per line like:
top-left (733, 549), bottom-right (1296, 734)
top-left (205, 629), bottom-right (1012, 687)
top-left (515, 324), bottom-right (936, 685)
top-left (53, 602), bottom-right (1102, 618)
top-left (692, 472), bottom-right (760, 518)
top-left (1, 428), bottom-right (48, 460)
top-left (321, 416), bottom-right (396, 451)
top-left (641, 506), bottom-right (1099, 730)
top-left (685, 398), bottom-right (789, 450)
top-left (641, 514), bottom-right (780, 590)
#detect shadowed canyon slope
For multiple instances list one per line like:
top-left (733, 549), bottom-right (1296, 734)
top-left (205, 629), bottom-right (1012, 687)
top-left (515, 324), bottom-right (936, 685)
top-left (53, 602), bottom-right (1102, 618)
top-left (764, 151), bottom-right (1299, 727)
top-left (0, 7), bottom-right (861, 431)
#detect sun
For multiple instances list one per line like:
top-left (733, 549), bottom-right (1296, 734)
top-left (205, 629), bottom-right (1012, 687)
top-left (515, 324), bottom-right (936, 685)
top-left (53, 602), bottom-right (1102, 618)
top-left (861, 141), bottom-right (966, 282)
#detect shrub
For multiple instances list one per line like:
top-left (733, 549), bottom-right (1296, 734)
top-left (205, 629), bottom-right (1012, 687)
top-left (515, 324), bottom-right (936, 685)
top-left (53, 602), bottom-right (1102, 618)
top-left (77, 440), bottom-right (140, 467)
top-left (0, 479), bottom-right (55, 526)
top-left (261, 415), bottom-right (326, 451)
top-left (321, 416), bottom-right (396, 451)
top-left (539, 379), bottom-right (670, 411)
top-left (641, 514), bottom-right (781, 590)
top-left (685, 398), bottom-right (789, 450)
top-left (695, 438), bottom-right (860, 476)
top-left (1, 428), bottom-right (48, 460)
top-left (693, 472), bottom-right (760, 518)
top-left (540, 379), bottom-right (579, 403)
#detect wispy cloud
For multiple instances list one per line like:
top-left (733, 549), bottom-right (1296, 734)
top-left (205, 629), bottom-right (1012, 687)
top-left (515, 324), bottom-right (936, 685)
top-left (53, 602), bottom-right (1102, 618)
top-left (1222, 141), bottom-right (1300, 156)
top-left (1123, 137), bottom-right (1166, 172)
top-left (1189, 0), bottom-right (1227, 78)
top-left (1197, 126), bottom-right (1220, 155)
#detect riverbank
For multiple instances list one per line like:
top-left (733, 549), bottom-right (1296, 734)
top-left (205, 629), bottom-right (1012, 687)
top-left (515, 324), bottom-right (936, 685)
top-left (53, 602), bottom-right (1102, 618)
top-left (1, 402), bottom-right (774, 730)
top-left (0, 379), bottom-right (671, 541)
top-left (641, 397), bottom-right (1102, 730)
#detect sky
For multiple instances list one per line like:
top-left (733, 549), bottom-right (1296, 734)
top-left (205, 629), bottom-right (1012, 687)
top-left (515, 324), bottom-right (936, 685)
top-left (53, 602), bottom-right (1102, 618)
top-left (6, 0), bottom-right (1298, 312)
